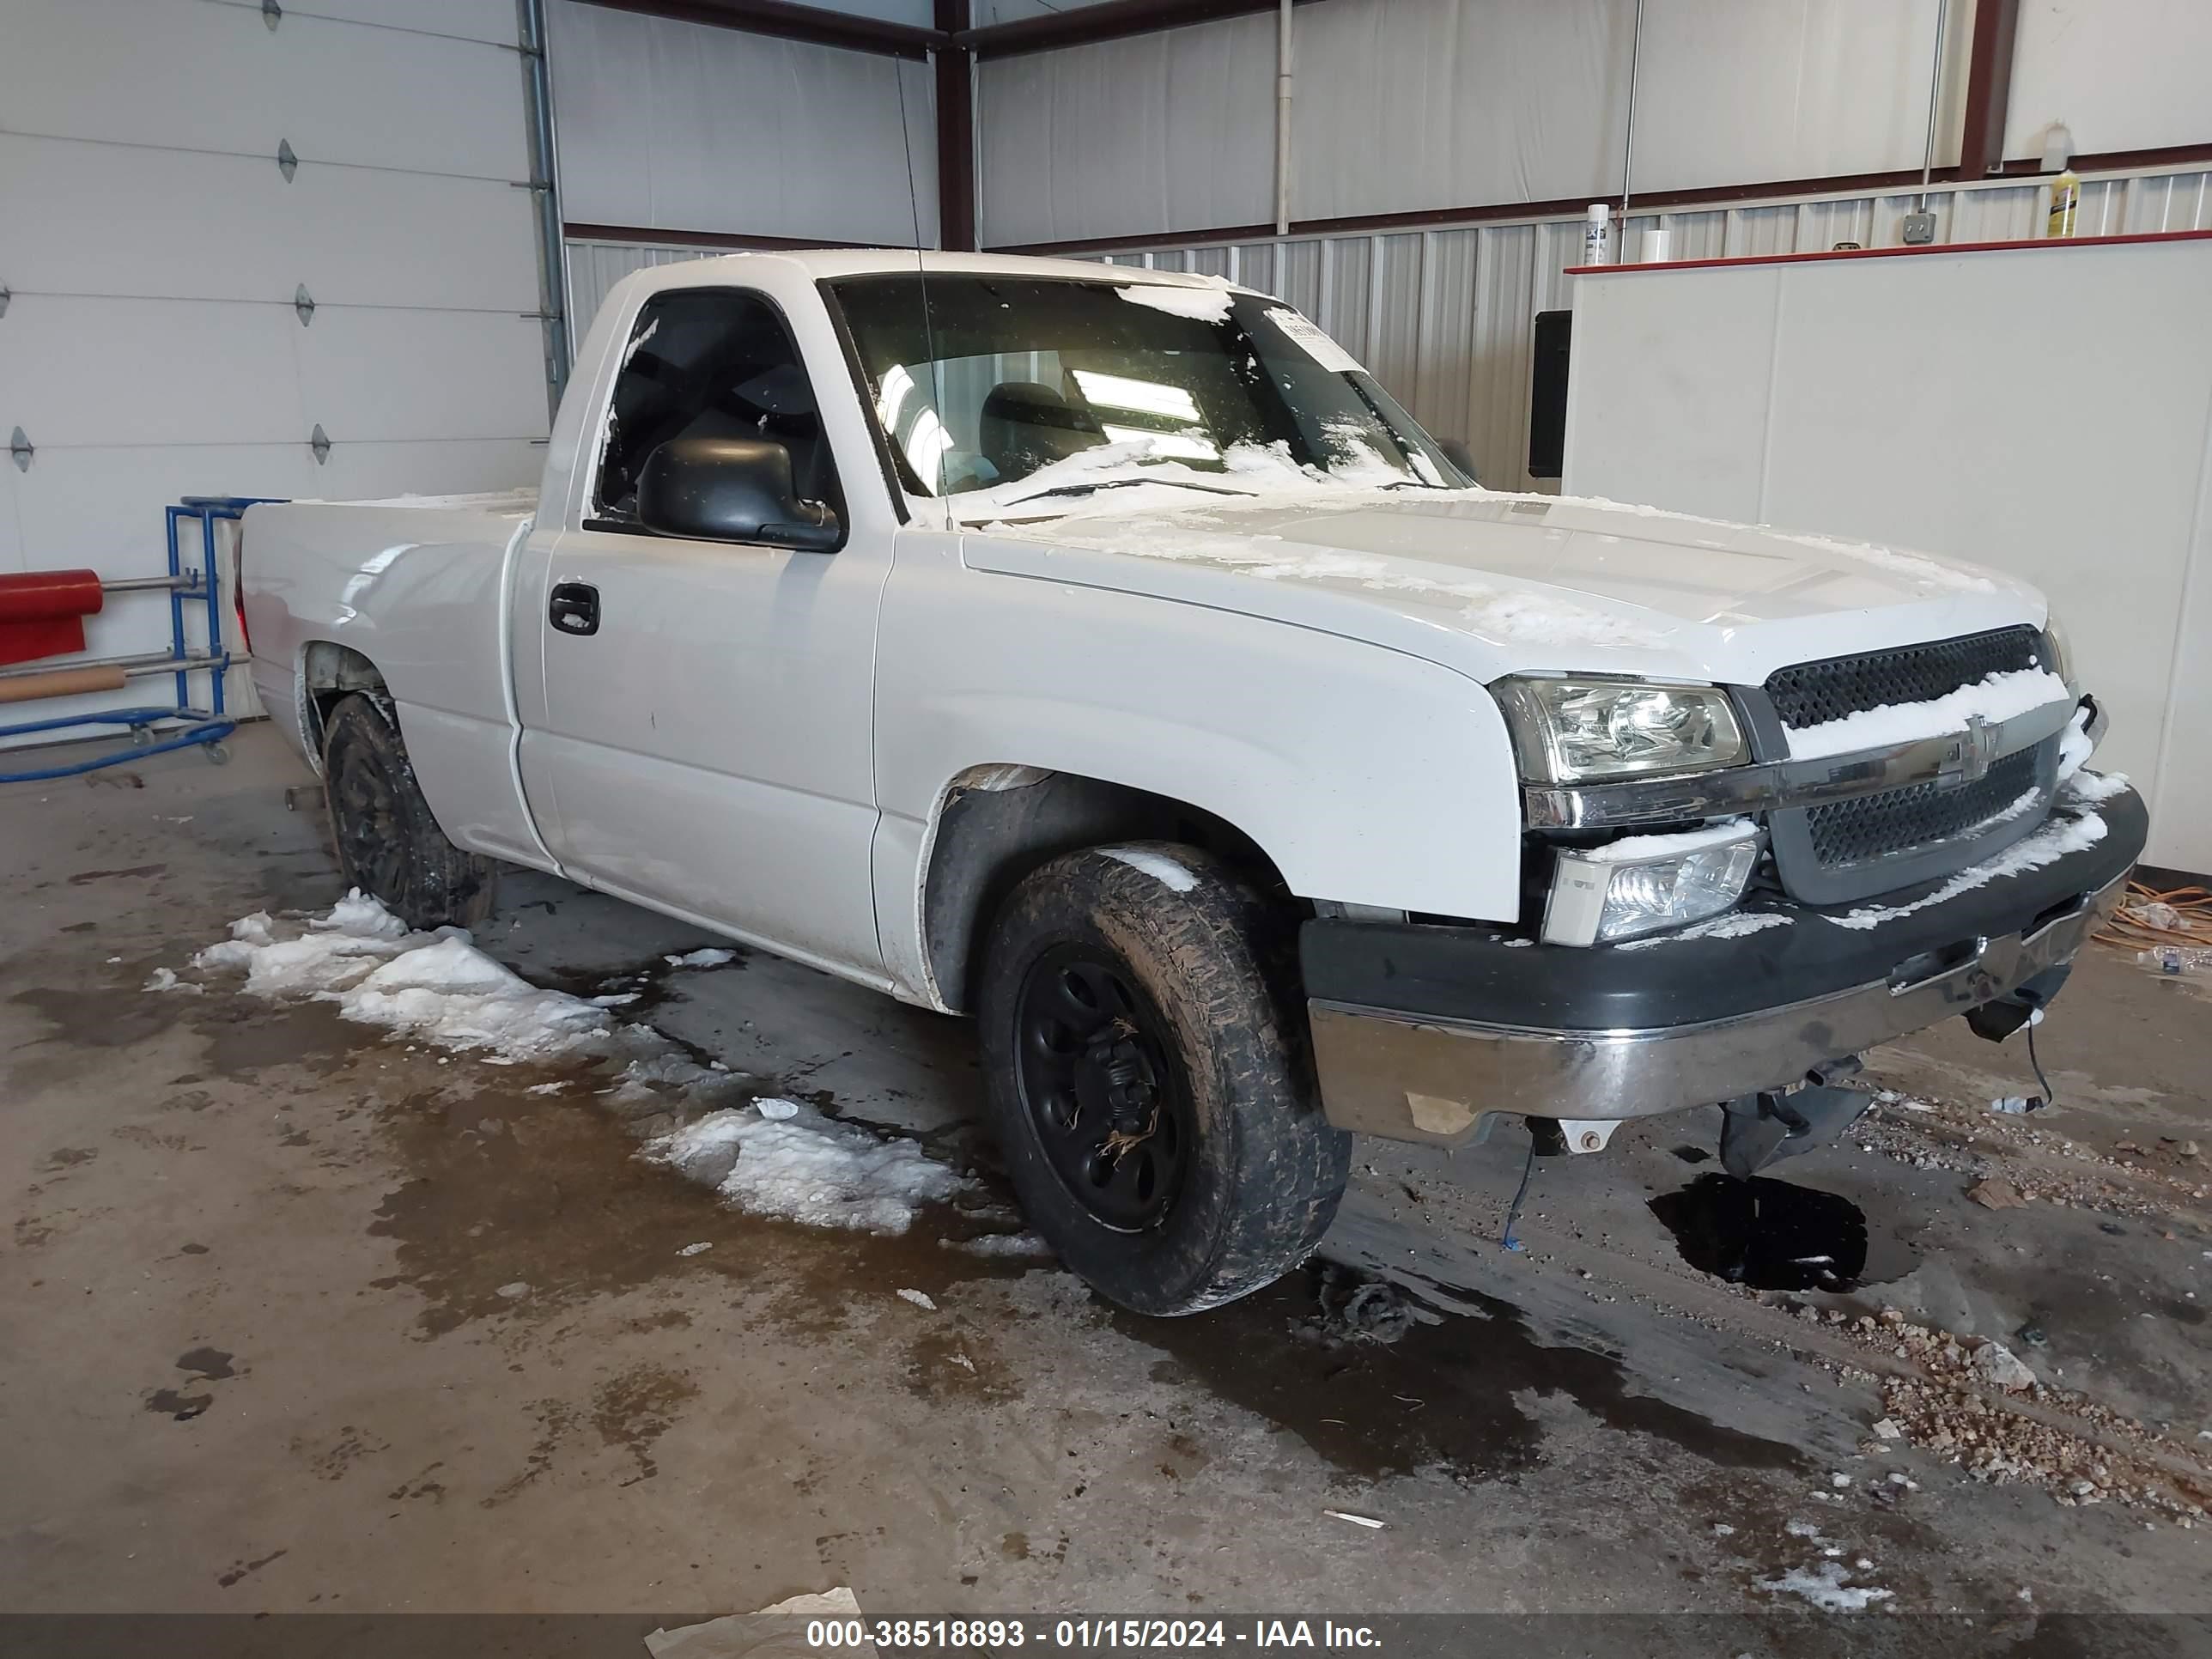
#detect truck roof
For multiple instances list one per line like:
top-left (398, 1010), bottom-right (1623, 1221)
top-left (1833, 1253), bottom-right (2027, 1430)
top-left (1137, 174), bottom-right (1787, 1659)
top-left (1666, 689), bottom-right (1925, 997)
top-left (606, 246), bottom-right (1245, 291)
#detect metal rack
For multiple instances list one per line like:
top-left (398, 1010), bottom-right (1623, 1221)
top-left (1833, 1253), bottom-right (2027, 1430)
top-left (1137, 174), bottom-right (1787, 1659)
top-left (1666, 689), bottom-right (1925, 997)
top-left (0, 495), bottom-right (284, 785)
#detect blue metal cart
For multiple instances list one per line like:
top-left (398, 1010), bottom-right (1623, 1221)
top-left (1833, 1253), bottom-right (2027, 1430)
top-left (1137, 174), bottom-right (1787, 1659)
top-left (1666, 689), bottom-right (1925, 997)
top-left (0, 495), bottom-right (285, 785)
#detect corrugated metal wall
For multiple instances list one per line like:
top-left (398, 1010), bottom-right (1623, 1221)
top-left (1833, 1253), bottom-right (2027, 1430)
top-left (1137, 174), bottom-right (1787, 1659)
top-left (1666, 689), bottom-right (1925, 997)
top-left (1080, 166), bottom-right (2212, 494)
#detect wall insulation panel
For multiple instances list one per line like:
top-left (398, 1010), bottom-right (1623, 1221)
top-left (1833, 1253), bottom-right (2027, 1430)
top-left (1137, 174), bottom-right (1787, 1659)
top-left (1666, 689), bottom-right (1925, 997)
top-left (2004, 0), bottom-right (2212, 161)
top-left (978, 0), bottom-right (1978, 243)
top-left (548, 0), bottom-right (939, 246)
top-left (0, 0), bottom-right (549, 745)
top-left (976, 12), bottom-right (1276, 247)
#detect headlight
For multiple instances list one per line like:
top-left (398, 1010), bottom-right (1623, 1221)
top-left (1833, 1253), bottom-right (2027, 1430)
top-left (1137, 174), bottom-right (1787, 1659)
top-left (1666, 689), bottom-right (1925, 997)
top-left (1495, 677), bottom-right (1748, 783)
top-left (1542, 823), bottom-right (1763, 945)
top-left (2042, 617), bottom-right (2076, 693)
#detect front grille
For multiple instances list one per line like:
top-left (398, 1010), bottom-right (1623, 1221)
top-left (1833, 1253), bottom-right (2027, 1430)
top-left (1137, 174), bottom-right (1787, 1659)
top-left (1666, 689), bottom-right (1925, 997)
top-left (1802, 746), bottom-right (2043, 870)
top-left (1766, 627), bottom-right (2045, 731)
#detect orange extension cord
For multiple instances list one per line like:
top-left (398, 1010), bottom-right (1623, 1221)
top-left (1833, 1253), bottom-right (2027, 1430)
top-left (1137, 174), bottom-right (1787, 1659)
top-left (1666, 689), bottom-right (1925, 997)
top-left (2094, 881), bottom-right (2212, 950)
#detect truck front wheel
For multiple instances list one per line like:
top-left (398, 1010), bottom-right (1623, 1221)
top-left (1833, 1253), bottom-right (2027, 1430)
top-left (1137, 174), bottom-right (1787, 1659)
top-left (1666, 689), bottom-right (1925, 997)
top-left (320, 692), bottom-right (497, 930)
top-left (976, 843), bottom-right (1351, 1316)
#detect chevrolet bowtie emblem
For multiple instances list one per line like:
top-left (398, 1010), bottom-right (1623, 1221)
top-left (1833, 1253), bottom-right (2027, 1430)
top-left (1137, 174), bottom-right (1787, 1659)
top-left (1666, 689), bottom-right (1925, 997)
top-left (1938, 714), bottom-right (2000, 789)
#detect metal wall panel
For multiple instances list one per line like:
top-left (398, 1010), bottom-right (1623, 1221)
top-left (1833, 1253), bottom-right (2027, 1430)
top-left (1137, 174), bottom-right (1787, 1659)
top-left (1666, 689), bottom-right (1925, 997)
top-left (295, 311), bottom-right (550, 441)
top-left (1067, 166), bottom-right (2212, 495)
top-left (2, 0), bottom-right (547, 745)
top-left (0, 134), bottom-right (540, 311)
top-left (287, 0), bottom-right (521, 45)
top-left (4, 0), bottom-right (530, 179)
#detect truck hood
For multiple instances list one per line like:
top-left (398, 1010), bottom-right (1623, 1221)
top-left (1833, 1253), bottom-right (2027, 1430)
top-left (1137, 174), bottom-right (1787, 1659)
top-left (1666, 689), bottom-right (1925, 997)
top-left (960, 489), bottom-right (2045, 685)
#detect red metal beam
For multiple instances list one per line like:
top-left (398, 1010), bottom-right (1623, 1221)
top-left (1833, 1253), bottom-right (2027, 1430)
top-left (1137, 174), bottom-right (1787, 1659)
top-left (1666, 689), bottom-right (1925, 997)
top-left (960, 0), bottom-right (1321, 61)
top-left (1958, 0), bottom-right (2021, 179)
top-left (935, 0), bottom-right (976, 250)
top-left (575, 0), bottom-right (943, 58)
top-left (564, 222), bottom-right (871, 249)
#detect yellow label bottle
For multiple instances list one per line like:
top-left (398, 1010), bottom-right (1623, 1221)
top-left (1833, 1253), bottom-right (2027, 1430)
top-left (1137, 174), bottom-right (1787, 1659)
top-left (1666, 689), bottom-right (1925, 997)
top-left (2048, 169), bottom-right (2081, 237)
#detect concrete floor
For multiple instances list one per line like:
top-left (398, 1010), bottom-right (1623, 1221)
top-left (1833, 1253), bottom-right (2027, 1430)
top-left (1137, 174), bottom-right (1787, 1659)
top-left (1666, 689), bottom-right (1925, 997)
top-left (4, 726), bottom-right (2209, 1636)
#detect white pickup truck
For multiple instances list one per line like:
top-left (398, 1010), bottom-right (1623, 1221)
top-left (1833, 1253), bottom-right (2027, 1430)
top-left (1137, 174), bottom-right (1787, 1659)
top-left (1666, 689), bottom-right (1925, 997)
top-left (240, 250), bottom-right (2145, 1315)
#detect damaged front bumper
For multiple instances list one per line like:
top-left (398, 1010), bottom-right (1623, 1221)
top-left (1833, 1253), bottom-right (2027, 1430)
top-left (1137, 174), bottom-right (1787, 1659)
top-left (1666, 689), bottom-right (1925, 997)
top-left (1301, 780), bottom-right (2147, 1149)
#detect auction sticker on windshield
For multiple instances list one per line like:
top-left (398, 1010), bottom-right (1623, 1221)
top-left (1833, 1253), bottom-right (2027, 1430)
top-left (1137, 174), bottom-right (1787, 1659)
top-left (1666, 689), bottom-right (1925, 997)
top-left (1267, 309), bottom-right (1364, 375)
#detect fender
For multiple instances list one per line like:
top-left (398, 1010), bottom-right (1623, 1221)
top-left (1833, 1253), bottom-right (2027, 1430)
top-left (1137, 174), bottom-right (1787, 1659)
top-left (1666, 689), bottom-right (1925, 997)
top-left (871, 533), bottom-right (1525, 1007)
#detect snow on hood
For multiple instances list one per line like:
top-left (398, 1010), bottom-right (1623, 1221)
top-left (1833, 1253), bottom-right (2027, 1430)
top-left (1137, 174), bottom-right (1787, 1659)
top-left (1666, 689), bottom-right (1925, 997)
top-left (956, 452), bottom-right (2040, 684)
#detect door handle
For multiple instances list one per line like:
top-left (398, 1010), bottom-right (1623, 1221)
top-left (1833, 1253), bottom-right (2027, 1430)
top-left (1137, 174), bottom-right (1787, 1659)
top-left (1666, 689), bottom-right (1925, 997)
top-left (549, 580), bottom-right (599, 637)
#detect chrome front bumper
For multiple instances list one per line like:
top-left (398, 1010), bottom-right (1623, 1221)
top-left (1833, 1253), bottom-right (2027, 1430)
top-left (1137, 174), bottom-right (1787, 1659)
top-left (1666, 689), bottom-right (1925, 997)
top-left (1307, 867), bottom-right (2130, 1147)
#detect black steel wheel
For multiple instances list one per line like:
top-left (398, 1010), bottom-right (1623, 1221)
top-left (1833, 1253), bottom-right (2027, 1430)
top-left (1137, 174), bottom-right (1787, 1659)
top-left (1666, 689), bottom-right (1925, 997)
top-left (978, 842), bottom-right (1351, 1316)
top-left (319, 692), bottom-right (497, 930)
top-left (1014, 945), bottom-right (1192, 1231)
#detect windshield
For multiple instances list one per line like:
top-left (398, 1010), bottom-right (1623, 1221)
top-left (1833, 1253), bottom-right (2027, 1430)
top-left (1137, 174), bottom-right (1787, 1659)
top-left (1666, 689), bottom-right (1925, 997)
top-left (823, 274), bottom-right (1470, 516)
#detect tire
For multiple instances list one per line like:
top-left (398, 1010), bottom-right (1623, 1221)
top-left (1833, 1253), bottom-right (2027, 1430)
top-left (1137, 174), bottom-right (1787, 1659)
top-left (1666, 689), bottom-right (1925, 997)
top-left (976, 842), bottom-right (1351, 1316)
top-left (320, 692), bottom-right (497, 930)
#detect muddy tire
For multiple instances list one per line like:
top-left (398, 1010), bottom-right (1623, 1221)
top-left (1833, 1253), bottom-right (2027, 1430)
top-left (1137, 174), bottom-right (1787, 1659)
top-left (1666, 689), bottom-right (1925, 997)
top-left (320, 692), bottom-right (497, 930)
top-left (977, 842), bottom-right (1350, 1316)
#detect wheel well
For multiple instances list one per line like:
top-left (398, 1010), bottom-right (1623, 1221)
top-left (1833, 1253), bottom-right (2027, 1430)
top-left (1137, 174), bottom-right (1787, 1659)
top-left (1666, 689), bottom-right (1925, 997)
top-left (300, 641), bottom-right (387, 757)
top-left (920, 767), bottom-right (1293, 1013)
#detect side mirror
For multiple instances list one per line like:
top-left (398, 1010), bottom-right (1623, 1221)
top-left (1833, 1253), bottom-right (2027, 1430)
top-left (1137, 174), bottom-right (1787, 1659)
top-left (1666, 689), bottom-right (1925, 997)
top-left (1438, 438), bottom-right (1479, 483)
top-left (635, 437), bottom-right (841, 551)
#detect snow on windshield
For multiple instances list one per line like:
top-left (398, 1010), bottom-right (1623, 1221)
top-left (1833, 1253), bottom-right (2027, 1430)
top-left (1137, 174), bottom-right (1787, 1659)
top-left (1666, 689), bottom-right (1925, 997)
top-left (1114, 279), bottom-right (1237, 324)
top-left (828, 273), bottom-right (1459, 504)
top-left (948, 434), bottom-right (1321, 519)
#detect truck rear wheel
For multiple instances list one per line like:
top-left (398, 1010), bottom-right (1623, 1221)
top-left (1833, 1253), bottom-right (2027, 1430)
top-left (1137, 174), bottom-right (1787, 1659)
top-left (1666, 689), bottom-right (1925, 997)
top-left (320, 692), bottom-right (497, 931)
top-left (976, 842), bottom-right (1350, 1316)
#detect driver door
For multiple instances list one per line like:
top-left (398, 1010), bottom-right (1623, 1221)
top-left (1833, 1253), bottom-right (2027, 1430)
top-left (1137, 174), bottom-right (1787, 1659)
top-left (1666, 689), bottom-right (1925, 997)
top-left (515, 286), bottom-right (890, 981)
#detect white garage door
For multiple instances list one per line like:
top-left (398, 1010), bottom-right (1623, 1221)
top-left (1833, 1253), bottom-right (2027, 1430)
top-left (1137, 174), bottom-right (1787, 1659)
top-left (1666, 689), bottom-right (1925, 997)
top-left (0, 0), bottom-right (553, 744)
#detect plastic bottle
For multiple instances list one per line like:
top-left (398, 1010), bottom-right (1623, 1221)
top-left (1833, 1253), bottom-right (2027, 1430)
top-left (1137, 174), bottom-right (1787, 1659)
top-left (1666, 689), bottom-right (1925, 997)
top-left (1583, 203), bottom-right (1612, 266)
top-left (2047, 169), bottom-right (2081, 237)
top-left (2139, 945), bottom-right (2212, 975)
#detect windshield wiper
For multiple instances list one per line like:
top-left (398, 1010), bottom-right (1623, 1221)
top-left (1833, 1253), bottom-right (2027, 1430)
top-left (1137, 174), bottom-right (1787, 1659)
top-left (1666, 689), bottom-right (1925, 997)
top-left (1000, 476), bottom-right (1258, 507)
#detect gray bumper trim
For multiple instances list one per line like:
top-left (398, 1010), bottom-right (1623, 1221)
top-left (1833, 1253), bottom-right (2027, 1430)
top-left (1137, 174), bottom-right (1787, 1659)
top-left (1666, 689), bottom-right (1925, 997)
top-left (1306, 867), bottom-right (2128, 1146)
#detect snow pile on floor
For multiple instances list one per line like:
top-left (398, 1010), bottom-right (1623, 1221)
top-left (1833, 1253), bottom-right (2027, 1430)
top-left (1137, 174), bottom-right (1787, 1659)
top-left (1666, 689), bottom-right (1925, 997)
top-left (180, 893), bottom-right (978, 1239)
top-left (1758, 1560), bottom-right (1894, 1613)
top-left (1784, 668), bottom-right (2072, 762)
top-left (642, 1099), bottom-right (969, 1234)
top-left (194, 892), bottom-right (614, 1063)
top-left (665, 946), bottom-right (737, 968)
top-left (343, 935), bottom-right (613, 1061)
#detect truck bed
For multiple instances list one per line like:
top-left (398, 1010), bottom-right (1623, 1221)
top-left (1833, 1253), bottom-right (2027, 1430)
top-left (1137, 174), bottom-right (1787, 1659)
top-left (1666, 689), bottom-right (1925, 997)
top-left (240, 489), bottom-right (545, 869)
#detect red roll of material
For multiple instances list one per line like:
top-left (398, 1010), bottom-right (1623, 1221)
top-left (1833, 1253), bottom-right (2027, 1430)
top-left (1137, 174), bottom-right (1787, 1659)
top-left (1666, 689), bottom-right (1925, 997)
top-left (0, 569), bottom-right (106, 666)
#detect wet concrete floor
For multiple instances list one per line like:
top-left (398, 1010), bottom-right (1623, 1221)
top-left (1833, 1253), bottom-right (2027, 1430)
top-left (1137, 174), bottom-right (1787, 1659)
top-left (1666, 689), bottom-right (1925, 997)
top-left (4, 728), bottom-right (2209, 1636)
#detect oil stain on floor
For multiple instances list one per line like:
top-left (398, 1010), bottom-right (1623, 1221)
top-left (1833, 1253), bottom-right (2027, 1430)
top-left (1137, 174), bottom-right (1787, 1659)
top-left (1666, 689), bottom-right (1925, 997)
top-left (1122, 1257), bottom-right (1802, 1485)
top-left (1650, 1173), bottom-right (1915, 1293)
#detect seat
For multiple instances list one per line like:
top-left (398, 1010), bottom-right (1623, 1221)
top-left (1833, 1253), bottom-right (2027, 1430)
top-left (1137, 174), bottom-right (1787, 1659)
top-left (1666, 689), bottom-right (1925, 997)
top-left (978, 381), bottom-right (1106, 484)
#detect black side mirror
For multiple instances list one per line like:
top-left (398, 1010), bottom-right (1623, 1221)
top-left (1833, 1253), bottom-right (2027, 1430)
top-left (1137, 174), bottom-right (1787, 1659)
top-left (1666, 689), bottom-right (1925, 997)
top-left (1437, 438), bottom-right (1479, 483)
top-left (636, 437), bottom-right (841, 551)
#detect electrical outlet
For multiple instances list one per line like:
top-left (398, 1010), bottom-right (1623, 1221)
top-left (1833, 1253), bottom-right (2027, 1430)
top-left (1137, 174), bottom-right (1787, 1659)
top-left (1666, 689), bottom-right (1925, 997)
top-left (1902, 210), bottom-right (1937, 245)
